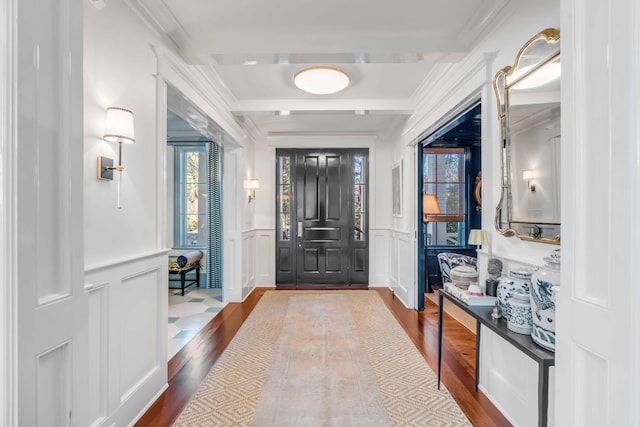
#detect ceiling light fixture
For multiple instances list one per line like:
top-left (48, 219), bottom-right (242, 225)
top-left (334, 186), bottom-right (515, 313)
top-left (294, 66), bottom-right (350, 95)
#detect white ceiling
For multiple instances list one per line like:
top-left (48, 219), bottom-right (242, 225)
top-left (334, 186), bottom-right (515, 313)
top-left (133, 0), bottom-right (511, 140)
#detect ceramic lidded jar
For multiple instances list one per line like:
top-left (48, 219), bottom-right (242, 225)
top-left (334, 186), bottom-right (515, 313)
top-left (497, 266), bottom-right (536, 321)
top-left (530, 249), bottom-right (560, 351)
top-left (507, 290), bottom-right (533, 334)
top-left (450, 265), bottom-right (479, 290)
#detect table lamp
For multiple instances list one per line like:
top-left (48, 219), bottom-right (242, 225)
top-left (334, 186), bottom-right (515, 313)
top-left (468, 229), bottom-right (488, 252)
top-left (423, 194), bottom-right (440, 292)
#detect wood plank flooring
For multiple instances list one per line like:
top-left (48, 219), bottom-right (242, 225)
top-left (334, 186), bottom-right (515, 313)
top-left (136, 287), bottom-right (511, 426)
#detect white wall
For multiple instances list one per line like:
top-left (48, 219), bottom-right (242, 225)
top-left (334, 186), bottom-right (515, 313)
top-left (396, 1), bottom-right (561, 425)
top-left (84, 2), bottom-right (160, 265)
top-left (83, 0), bottom-right (254, 424)
top-left (83, 2), bottom-right (171, 425)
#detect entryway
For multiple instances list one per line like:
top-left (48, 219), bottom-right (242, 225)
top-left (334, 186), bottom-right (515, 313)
top-left (275, 149), bottom-right (369, 287)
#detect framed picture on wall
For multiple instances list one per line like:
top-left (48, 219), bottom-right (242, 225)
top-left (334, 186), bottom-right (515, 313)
top-left (392, 160), bottom-right (402, 217)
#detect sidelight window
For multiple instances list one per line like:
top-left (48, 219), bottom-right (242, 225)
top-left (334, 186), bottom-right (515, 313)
top-left (278, 155), bottom-right (291, 241)
top-left (354, 155), bottom-right (367, 241)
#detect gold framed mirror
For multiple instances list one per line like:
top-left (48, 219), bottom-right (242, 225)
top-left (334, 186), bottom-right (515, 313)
top-left (493, 28), bottom-right (561, 244)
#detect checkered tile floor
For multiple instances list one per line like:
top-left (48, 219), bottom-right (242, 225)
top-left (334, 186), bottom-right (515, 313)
top-left (168, 287), bottom-right (227, 359)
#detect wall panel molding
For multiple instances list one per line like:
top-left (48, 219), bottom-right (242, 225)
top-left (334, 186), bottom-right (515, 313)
top-left (389, 230), bottom-right (412, 307)
top-left (255, 230), bottom-right (275, 286)
top-left (84, 252), bottom-right (167, 427)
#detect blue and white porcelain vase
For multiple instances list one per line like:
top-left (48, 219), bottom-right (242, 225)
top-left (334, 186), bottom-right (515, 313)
top-left (507, 290), bottom-right (533, 334)
top-left (497, 266), bottom-right (536, 321)
top-left (530, 249), bottom-right (560, 352)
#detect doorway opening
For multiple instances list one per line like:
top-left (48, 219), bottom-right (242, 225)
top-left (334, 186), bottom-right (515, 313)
top-left (275, 148), bottom-right (369, 287)
top-left (165, 86), bottom-right (226, 357)
top-left (417, 103), bottom-right (482, 310)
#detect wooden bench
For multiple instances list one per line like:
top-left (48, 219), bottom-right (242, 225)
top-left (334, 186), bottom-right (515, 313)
top-left (168, 250), bottom-right (203, 296)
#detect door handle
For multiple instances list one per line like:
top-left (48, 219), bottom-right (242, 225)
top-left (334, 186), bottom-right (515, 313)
top-left (298, 222), bottom-right (302, 237)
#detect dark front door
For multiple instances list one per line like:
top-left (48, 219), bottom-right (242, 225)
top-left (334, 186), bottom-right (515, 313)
top-left (276, 149), bottom-right (368, 286)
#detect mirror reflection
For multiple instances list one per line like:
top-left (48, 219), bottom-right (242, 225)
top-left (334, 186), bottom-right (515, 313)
top-left (494, 28), bottom-right (561, 244)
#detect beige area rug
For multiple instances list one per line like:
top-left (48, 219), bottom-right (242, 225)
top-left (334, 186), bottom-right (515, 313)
top-left (174, 290), bottom-right (471, 427)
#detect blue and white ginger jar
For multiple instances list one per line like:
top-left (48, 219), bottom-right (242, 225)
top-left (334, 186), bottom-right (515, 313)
top-left (507, 290), bottom-right (533, 334)
top-left (529, 249), bottom-right (560, 352)
top-left (497, 266), bottom-right (536, 321)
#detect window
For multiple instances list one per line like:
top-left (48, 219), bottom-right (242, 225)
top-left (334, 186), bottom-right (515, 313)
top-left (174, 145), bottom-right (208, 248)
top-left (423, 147), bottom-right (466, 246)
top-left (354, 155), bottom-right (367, 241)
top-left (278, 155), bottom-right (291, 241)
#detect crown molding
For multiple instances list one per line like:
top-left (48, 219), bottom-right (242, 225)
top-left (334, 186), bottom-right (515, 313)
top-left (151, 45), bottom-right (253, 147)
top-left (404, 53), bottom-right (489, 144)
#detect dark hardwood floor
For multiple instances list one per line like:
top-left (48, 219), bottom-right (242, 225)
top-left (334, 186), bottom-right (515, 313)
top-left (136, 287), bottom-right (511, 426)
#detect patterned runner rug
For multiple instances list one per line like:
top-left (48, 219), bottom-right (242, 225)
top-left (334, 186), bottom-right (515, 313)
top-left (174, 290), bottom-right (471, 426)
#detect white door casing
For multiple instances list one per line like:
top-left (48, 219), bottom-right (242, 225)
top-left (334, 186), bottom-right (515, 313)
top-left (1, 0), bottom-right (17, 425)
top-left (557, 0), bottom-right (640, 425)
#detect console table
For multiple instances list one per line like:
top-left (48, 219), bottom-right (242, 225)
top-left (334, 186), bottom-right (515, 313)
top-left (437, 289), bottom-right (555, 427)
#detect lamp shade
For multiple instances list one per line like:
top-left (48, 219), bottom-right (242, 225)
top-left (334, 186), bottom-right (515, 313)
top-left (294, 66), bottom-right (350, 95)
top-left (468, 229), bottom-right (488, 246)
top-left (104, 107), bottom-right (135, 144)
top-left (248, 179), bottom-right (260, 190)
top-left (422, 194), bottom-right (441, 220)
top-left (523, 170), bottom-right (534, 180)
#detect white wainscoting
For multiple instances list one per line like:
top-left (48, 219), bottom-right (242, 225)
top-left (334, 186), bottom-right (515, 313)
top-left (255, 229), bottom-right (276, 286)
top-left (224, 230), bottom-right (248, 303)
top-left (389, 230), bottom-right (413, 307)
top-left (84, 250), bottom-right (169, 426)
top-left (241, 231), bottom-right (256, 299)
top-left (369, 229), bottom-right (390, 287)
top-left (239, 228), bottom-right (276, 297)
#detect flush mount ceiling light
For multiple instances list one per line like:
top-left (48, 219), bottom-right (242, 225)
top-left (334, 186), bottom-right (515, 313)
top-left (294, 66), bottom-right (350, 95)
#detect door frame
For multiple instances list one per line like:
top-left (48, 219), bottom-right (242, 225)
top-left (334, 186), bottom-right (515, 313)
top-left (275, 148), bottom-right (369, 286)
top-left (1, 0), bottom-right (17, 423)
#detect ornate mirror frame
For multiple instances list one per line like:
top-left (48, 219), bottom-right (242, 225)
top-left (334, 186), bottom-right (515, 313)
top-left (493, 28), bottom-right (561, 245)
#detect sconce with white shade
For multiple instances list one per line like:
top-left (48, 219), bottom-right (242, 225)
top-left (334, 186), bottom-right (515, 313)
top-left (247, 179), bottom-right (259, 203)
top-left (98, 107), bottom-right (135, 180)
top-left (523, 169), bottom-right (536, 192)
top-left (98, 107), bottom-right (135, 210)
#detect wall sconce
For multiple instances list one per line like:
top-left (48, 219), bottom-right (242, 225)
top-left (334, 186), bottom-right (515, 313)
top-left (98, 107), bottom-right (135, 180)
top-left (247, 179), bottom-right (259, 203)
top-left (523, 170), bottom-right (536, 192)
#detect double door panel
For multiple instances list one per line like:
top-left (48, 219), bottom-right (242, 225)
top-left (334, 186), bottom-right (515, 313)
top-left (276, 149), bottom-right (368, 286)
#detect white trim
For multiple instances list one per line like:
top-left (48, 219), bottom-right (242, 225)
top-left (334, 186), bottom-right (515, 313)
top-left (155, 76), bottom-right (168, 251)
top-left (630, 0), bottom-right (640, 422)
top-left (0, 0), bottom-right (17, 424)
top-left (84, 249), bottom-right (171, 274)
top-left (405, 54), bottom-right (488, 142)
top-left (150, 45), bottom-right (249, 146)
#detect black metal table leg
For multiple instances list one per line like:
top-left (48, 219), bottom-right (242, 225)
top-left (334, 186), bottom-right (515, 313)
top-left (437, 292), bottom-right (444, 390)
top-left (538, 362), bottom-right (550, 427)
top-left (475, 320), bottom-right (481, 391)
